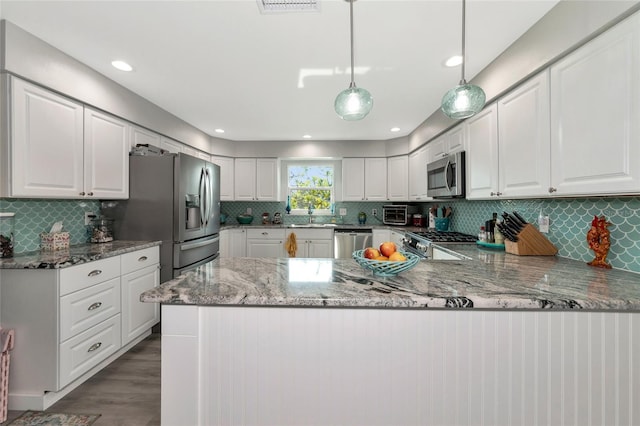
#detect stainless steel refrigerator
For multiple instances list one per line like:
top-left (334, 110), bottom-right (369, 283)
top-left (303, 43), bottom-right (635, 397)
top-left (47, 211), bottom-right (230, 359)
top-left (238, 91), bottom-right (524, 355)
top-left (104, 152), bottom-right (220, 283)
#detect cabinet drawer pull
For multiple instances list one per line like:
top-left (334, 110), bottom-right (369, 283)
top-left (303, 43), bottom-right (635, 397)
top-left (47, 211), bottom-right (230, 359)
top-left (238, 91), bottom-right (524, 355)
top-left (138, 256), bottom-right (148, 262)
top-left (88, 270), bottom-right (102, 277)
top-left (87, 302), bottom-right (102, 311)
top-left (88, 342), bottom-right (102, 353)
top-left (262, 232), bottom-right (268, 235)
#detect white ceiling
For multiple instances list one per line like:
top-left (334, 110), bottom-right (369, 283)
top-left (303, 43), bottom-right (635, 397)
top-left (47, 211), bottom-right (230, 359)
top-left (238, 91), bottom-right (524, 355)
top-left (0, 0), bottom-right (559, 142)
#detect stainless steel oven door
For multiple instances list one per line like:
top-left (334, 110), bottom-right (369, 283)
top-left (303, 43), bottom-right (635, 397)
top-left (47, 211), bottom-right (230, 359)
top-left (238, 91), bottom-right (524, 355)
top-left (427, 151), bottom-right (465, 198)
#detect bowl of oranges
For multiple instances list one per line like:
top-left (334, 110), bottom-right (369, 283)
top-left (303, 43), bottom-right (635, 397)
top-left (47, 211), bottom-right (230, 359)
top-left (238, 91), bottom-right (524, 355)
top-left (352, 241), bottom-right (420, 277)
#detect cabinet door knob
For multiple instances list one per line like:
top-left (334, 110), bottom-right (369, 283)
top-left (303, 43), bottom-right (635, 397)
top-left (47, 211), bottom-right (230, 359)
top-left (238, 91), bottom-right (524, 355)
top-left (262, 232), bottom-right (268, 235)
top-left (87, 192), bottom-right (94, 196)
top-left (88, 269), bottom-right (102, 277)
top-left (79, 192), bottom-right (85, 196)
top-left (549, 187), bottom-right (557, 193)
top-left (87, 302), bottom-right (102, 311)
top-left (87, 342), bottom-right (102, 353)
top-left (490, 192), bottom-right (496, 196)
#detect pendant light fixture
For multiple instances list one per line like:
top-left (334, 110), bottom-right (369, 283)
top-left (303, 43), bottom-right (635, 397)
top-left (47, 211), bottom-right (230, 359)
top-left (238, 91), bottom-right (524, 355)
top-left (334, 0), bottom-right (373, 121)
top-left (441, 0), bottom-right (486, 119)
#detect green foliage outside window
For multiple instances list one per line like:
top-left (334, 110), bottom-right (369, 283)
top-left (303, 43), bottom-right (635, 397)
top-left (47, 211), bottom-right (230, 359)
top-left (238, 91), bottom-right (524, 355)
top-left (288, 165), bottom-right (333, 210)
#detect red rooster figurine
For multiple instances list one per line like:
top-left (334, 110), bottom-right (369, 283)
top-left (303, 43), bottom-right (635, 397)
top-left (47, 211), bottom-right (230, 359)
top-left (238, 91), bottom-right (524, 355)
top-left (586, 215), bottom-right (612, 269)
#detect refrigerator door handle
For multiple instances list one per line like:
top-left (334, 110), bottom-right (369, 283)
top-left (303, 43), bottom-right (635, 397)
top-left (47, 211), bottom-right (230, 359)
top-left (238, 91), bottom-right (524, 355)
top-left (180, 235), bottom-right (220, 251)
top-left (199, 167), bottom-right (206, 227)
top-left (204, 168), bottom-right (212, 226)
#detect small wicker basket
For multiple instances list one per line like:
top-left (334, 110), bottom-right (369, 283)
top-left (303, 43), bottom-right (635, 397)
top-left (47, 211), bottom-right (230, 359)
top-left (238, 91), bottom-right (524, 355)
top-left (352, 249), bottom-right (420, 277)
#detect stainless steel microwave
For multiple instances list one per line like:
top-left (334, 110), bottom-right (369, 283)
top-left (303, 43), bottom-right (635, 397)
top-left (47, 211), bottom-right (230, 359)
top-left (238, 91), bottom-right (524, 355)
top-left (427, 151), bottom-right (465, 198)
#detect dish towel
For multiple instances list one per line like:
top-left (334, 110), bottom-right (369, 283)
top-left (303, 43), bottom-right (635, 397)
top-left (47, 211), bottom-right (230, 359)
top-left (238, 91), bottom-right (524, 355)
top-left (285, 232), bottom-right (297, 257)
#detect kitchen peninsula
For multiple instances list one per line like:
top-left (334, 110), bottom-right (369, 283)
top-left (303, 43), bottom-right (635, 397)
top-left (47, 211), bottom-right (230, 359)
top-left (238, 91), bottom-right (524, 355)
top-left (143, 247), bottom-right (640, 426)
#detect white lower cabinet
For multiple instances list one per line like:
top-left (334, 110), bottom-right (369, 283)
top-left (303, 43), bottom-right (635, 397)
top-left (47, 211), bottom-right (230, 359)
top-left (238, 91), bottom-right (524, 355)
top-left (372, 229), bottom-right (390, 249)
top-left (0, 245), bottom-right (160, 410)
top-left (221, 228), bottom-right (247, 257)
top-left (286, 228), bottom-right (333, 258)
top-left (246, 228), bottom-right (286, 258)
top-left (120, 247), bottom-right (161, 346)
top-left (372, 229), bottom-right (406, 250)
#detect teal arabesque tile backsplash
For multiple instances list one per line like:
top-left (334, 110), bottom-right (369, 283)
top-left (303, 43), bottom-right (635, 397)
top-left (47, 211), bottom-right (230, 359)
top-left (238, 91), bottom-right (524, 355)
top-left (1, 196), bottom-right (639, 274)
top-left (222, 197), bottom-right (640, 274)
top-left (0, 198), bottom-right (101, 253)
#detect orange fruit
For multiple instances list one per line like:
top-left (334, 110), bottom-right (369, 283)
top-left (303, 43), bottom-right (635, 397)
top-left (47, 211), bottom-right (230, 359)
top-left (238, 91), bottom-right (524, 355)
top-left (388, 252), bottom-right (406, 262)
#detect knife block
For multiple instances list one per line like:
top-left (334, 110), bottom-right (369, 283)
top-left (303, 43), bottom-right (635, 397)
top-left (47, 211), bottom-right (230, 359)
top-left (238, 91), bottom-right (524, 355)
top-left (504, 224), bottom-right (558, 256)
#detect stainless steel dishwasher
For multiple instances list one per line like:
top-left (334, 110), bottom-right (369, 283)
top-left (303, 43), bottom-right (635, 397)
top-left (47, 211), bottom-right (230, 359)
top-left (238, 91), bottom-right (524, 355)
top-left (334, 228), bottom-right (373, 258)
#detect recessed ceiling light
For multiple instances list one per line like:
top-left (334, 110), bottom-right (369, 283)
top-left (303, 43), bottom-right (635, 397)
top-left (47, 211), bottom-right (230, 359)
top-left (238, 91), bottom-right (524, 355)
top-left (445, 55), bottom-right (463, 67)
top-left (303, 134), bottom-right (312, 139)
top-left (111, 60), bottom-right (133, 72)
top-left (214, 129), bottom-right (225, 134)
top-left (390, 127), bottom-right (400, 132)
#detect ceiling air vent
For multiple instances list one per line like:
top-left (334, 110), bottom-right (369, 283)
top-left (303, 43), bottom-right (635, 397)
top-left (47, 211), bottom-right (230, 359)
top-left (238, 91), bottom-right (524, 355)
top-left (257, 0), bottom-right (320, 14)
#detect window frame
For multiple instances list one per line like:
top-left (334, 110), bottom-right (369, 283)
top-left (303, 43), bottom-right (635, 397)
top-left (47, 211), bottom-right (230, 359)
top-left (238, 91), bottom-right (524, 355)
top-left (280, 159), bottom-right (341, 216)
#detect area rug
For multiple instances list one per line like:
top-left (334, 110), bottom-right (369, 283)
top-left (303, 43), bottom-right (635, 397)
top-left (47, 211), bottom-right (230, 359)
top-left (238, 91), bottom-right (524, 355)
top-left (8, 410), bottom-right (101, 425)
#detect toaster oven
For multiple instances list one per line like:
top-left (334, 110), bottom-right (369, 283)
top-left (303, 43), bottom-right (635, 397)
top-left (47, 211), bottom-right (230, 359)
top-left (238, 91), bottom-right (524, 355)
top-left (382, 205), bottom-right (419, 225)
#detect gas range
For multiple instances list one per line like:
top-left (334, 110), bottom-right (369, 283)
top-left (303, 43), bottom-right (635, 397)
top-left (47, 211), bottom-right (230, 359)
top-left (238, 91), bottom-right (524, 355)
top-left (402, 230), bottom-right (477, 258)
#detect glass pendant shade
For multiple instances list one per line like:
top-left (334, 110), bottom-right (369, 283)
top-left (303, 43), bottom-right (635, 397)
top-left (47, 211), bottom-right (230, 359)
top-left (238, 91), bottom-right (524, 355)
top-left (334, 85), bottom-right (373, 121)
top-left (440, 0), bottom-right (485, 120)
top-left (441, 82), bottom-right (486, 119)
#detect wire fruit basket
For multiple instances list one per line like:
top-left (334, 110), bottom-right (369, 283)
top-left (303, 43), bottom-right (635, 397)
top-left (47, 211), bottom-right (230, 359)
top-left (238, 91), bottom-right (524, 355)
top-left (352, 249), bottom-right (420, 277)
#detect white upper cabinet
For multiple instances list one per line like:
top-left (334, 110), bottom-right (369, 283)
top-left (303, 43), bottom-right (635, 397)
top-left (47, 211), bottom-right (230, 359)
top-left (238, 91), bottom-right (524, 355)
top-left (7, 78), bottom-right (84, 198)
top-left (429, 124), bottom-right (466, 162)
top-left (497, 71), bottom-right (551, 198)
top-left (234, 158), bottom-right (277, 201)
top-left (195, 151), bottom-right (211, 161)
top-left (84, 108), bottom-right (130, 199)
top-left (549, 12), bottom-right (640, 196)
top-left (386, 155), bottom-right (409, 201)
top-left (130, 125), bottom-right (161, 150)
top-left (160, 136), bottom-right (183, 154)
top-left (408, 144), bottom-right (431, 201)
top-left (5, 78), bottom-right (129, 199)
top-left (342, 157), bottom-right (387, 201)
top-left (341, 158), bottom-right (365, 201)
top-left (211, 156), bottom-right (235, 201)
top-left (256, 158), bottom-right (278, 200)
top-left (182, 145), bottom-right (197, 157)
top-left (364, 158), bottom-right (388, 201)
top-left (466, 103), bottom-right (499, 199)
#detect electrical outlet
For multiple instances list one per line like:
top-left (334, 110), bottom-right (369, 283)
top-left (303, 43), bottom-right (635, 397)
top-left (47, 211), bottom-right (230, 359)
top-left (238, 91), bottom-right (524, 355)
top-left (339, 208), bottom-right (347, 216)
top-left (372, 208), bottom-right (377, 216)
top-left (246, 207), bottom-right (252, 215)
top-left (539, 215), bottom-right (550, 233)
top-left (84, 211), bottom-right (96, 226)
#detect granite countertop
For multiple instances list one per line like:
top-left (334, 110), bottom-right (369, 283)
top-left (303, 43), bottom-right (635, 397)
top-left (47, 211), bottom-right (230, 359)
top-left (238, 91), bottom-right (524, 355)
top-left (141, 244), bottom-right (640, 311)
top-left (0, 240), bottom-right (161, 269)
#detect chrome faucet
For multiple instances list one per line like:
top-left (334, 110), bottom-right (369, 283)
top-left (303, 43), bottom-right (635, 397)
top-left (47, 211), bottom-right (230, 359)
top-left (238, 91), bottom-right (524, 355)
top-left (308, 204), bottom-right (314, 223)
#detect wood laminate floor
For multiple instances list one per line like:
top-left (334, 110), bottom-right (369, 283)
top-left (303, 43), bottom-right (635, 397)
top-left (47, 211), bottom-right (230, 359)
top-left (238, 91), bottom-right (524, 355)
top-left (2, 332), bottom-right (161, 425)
